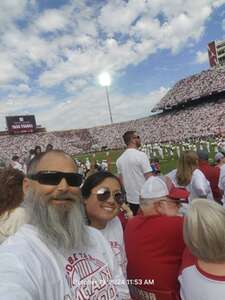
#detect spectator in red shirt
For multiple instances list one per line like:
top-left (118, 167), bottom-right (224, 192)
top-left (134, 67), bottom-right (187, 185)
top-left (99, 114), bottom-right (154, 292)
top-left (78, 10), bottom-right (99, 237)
top-left (197, 149), bottom-right (222, 203)
top-left (124, 176), bottom-right (188, 300)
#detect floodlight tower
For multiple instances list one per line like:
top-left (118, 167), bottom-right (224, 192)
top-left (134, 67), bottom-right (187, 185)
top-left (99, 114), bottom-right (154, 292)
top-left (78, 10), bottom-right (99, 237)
top-left (98, 72), bottom-right (113, 124)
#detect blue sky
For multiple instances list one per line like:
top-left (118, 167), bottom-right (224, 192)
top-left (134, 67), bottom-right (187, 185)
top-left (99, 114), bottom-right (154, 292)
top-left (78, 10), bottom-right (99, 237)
top-left (0, 0), bottom-right (225, 131)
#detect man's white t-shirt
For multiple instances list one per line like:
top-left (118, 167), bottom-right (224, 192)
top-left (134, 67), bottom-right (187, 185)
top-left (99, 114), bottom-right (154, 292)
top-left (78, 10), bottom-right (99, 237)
top-left (116, 149), bottom-right (152, 204)
top-left (167, 169), bottom-right (214, 202)
top-left (100, 217), bottom-right (127, 278)
top-left (0, 224), bottom-right (130, 300)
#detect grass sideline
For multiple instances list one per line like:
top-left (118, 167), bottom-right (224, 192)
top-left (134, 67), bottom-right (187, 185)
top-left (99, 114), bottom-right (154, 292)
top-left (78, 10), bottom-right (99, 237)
top-left (74, 142), bottom-right (218, 175)
top-left (74, 149), bottom-right (181, 175)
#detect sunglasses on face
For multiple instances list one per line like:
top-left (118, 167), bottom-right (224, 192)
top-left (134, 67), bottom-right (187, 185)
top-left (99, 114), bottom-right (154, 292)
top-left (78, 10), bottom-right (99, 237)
top-left (133, 135), bottom-right (140, 139)
top-left (28, 171), bottom-right (83, 187)
top-left (93, 187), bottom-right (125, 205)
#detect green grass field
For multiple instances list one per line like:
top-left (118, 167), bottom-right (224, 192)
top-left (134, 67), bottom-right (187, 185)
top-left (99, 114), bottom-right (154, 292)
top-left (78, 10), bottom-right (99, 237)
top-left (74, 149), bottom-right (179, 175)
top-left (74, 142), bottom-right (218, 175)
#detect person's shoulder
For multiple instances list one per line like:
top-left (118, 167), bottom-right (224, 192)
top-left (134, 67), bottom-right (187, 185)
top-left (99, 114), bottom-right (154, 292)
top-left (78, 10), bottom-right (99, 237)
top-left (86, 226), bottom-right (108, 243)
top-left (194, 168), bottom-right (206, 178)
top-left (221, 164), bottom-right (225, 173)
top-left (148, 214), bottom-right (183, 225)
top-left (107, 216), bottom-right (122, 229)
top-left (209, 164), bottom-right (220, 175)
top-left (180, 248), bottom-right (196, 274)
top-left (148, 215), bottom-right (184, 233)
top-left (10, 207), bottom-right (27, 220)
top-left (136, 149), bottom-right (147, 156)
top-left (164, 215), bottom-right (184, 225)
top-left (116, 150), bottom-right (127, 162)
top-left (125, 215), bottom-right (146, 230)
top-left (167, 168), bottom-right (177, 177)
top-left (0, 225), bottom-right (36, 259)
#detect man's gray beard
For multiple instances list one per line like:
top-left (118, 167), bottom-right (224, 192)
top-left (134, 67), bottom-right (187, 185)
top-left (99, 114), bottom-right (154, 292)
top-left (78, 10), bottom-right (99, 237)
top-left (24, 189), bottom-right (89, 255)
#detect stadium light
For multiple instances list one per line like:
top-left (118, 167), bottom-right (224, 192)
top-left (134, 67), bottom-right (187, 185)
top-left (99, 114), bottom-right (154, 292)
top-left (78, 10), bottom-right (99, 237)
top-left (98, 72), bottom-right (113, 124)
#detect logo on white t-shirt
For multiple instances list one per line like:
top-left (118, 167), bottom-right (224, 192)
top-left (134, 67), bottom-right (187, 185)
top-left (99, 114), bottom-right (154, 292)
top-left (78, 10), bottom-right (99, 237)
top-left (65, 252), bottom-right (117, 299)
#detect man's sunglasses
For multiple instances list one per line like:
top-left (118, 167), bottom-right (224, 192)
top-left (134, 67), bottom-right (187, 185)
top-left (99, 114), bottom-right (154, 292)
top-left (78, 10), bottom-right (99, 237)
top-left (133, 135), bottom-right (140, 139)
top-left (28, 171), bottom-right (83, 187)
top-left (93, 187), bottom-right (125, 205)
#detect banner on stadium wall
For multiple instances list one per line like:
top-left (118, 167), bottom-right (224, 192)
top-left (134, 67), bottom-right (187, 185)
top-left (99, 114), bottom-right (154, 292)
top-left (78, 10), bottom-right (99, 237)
top-left (6, 115), bottom-right (36, 134)
top-left (208, 41), bottom-right (218, 67)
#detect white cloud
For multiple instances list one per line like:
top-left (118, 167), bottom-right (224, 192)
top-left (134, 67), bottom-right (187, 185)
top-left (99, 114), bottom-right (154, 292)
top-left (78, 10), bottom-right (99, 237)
top-left (35, 9), bottom-right (69, 32)
top-left (16, 84), bottom-right (31, 93)
top-left (64, 79), bottom-right (89, 93)
top-left (0, 93), bottom-right (54, 115)
top-left (195, 50), bottom-right (208, 64)
top-left (0, 0), bottom-right (224, 131)
top-left (0, 53), bottom-right (28, 84)
top-left (0, 0), bottom-right (30, 29)
top-left (38, 85), bottom-right (168, 131)
top-left (34, 0), bottom-right (218, 89)
top-left (98, 0), bottom-right (146, 34)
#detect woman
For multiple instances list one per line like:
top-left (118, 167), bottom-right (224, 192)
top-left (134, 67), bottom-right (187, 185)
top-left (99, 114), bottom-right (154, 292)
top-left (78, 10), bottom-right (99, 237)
top-left (81, 171), bottom-right (128, 276)
top-left (34, 145), bottom-right (42, 157)
top-left (167, 150), bottom-right (213, 202)
top-left (0, 168), bottom-right (27, 243)
top-left (179, 199), bottom-right (225, 299)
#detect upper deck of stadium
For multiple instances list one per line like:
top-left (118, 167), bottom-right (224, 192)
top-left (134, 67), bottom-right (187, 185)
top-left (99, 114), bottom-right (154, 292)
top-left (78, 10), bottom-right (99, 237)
top-left (152, 65), bottom-right (225, 112)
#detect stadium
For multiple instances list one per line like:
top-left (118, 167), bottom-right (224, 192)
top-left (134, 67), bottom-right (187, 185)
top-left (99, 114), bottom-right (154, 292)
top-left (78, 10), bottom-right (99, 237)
top-left (0, 62), bottom-right (225, 172)
top-left (3, 1), bottom-right (225, 299)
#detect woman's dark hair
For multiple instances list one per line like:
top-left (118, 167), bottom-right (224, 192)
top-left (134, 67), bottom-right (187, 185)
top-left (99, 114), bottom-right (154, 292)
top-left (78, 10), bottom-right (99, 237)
top-left (0, 168), bottom-right (25, 216)
top-left (81, 171), bottom-right (122, 199)
top-left (34, 145), bottom-right (42, 156)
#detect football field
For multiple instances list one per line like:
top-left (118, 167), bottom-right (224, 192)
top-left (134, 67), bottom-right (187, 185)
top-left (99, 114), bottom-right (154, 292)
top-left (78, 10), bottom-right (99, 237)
top-left (74, 142), bottom-right (218, 175)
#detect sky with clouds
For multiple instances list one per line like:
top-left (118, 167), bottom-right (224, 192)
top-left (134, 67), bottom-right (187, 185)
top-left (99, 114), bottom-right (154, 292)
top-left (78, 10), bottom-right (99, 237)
top-left (0, 0), bottom-right (225, 131)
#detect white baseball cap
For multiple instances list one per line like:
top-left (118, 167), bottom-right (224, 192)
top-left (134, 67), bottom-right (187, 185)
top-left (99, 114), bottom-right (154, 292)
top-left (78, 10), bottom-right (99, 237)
top-left (141, 176), bottom-right (189, 201)
top-left (141, 176), bottom-right (169, 199)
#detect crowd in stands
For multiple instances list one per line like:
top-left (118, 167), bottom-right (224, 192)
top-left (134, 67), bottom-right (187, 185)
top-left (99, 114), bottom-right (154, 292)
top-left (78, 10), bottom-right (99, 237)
top-left (152, 65), bottom-right (225, 111)
top-left (0, 99), bottom-right (225, 163)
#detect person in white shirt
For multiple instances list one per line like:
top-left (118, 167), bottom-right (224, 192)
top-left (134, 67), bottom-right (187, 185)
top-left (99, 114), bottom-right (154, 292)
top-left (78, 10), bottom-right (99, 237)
top-left (116, 131), bottom-right (152, 215)
top-left (179, 199), bottom-right (225, 300)
top-left (0, 150), bottom-right (130, 300)
top-left (167, 151), bottom-right (213, 203)
top-left (82, 171), bottom-right (128, 278)
top-left (11, 155), bottom-right (25, 173)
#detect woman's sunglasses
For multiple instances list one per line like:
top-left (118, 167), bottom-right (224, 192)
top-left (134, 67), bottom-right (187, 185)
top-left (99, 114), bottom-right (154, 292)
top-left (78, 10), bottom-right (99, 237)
top-left (28, 171), bottom-right (83, 187)
top-left (93, 187), bottom-right (125, 205)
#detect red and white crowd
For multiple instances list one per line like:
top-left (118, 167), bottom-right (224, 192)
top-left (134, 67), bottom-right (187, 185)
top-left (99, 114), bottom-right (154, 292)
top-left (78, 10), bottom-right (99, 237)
top-left (153, 65), bottom-right (225, 111)
top-left (0, 97), bottom-right (225, 165)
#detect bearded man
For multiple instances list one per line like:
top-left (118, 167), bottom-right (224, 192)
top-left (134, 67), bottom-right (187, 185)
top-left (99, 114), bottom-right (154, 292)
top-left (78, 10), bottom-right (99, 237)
top-left (0, 150), bottom-right (130, 300)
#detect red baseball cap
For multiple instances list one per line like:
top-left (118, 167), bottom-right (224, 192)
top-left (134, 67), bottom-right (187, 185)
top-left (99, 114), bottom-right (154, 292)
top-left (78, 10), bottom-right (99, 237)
top-left (168, 186), bottom-right (189, 202)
